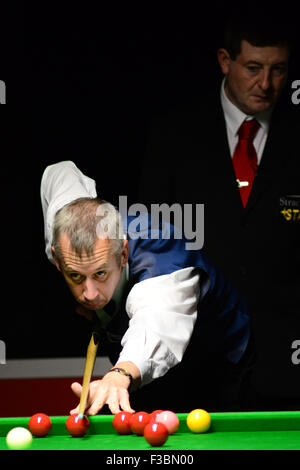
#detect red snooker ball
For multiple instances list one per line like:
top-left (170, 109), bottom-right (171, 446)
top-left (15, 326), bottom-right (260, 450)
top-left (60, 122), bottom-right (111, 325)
top-left (65, 414), bottom-right (90, 437)
top-left (149, 410), bottom-right (164, 424)
top-left (144, 422), bottom-right (169, 447)
top-left (130, 411), bottom-right (150, 435)
top-left (28, 413), bottom-right (52, 437)
top-left (112, 411), bottom-right (133, 435)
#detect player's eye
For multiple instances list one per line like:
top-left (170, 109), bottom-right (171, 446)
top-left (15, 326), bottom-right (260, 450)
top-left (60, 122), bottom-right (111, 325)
top-left (70, 273), bottom-right (83, 282)
top-left (95, 271), bottom-right (107, 280)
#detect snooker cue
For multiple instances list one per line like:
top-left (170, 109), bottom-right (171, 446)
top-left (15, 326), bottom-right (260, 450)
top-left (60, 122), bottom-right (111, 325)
top-left (78, 331), bottom-right (100, 418)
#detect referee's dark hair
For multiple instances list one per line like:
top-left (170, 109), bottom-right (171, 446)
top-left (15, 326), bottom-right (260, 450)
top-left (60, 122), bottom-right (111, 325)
top-left (222, 4), bottom-right (294, 60)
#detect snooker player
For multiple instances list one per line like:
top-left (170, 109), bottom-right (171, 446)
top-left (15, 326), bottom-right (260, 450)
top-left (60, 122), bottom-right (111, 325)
top-left (41, 160), bottom-right (250, 415)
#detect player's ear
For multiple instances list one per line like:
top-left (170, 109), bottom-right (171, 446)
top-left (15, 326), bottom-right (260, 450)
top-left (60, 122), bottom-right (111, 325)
top-left (217, 48), bottom-right (231, 75)
top-left (51, 246), bottom-right (61, 272)
top-left (120, 240), bottom-right (129, 268)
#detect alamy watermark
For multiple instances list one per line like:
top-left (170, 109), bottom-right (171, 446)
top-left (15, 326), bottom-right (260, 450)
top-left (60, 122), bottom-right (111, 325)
top-left (291, 80), bottom-right (300, 105)
top-left (291, 340), bottom-right (300, 365)
top-left (0, 340), bottom-right (6, 364)
top-left (96, 196), bottom-right (204, 250)
top-left (0, 80), bottom-right (6, 104)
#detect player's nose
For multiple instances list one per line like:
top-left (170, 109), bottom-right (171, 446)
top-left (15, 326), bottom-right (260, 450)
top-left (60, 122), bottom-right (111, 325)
top-left (83, 279), bottom-right (99, 302)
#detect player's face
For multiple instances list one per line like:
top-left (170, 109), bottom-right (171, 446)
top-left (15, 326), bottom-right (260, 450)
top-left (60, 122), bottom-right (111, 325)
top-left (53, 235), bottom-right (129, 311)
top-left (217, 40), bottom-right (289, 115)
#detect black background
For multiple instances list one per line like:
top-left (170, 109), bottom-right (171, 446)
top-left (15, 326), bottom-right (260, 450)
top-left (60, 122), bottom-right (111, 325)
top-left (1, 2), bottom-right (300, 365)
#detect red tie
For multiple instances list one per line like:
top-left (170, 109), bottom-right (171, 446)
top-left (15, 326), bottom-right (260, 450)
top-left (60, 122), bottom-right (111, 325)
top-left (232, 119), bottom-right (260, 207)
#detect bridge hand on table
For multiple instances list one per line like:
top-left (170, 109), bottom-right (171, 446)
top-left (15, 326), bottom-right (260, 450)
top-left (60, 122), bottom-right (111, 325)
top-left (70, 375), bottom-right (135, 415)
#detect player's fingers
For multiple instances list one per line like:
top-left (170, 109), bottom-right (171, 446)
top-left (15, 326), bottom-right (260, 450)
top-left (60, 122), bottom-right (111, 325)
top-left (106, 387), bottom-right (124, 415)
top-left (87, 400), bottom-right (106, 416)
top-left (70, 405), bottom-right (79, 415)
top-left (119, 388), bottom-right (135, 414)
top-left (69, 383), bottom-right (81, 415)
top-left (88, 384), bottom-right (120, 415)
top-left (108, 400), bottom-right (122, 415)
top-left (70, 382), bottom-right (82, 398)
top-left (86, 385), bottom-right (108, 416)
top-left (70, 382), bottom-right (93, 415)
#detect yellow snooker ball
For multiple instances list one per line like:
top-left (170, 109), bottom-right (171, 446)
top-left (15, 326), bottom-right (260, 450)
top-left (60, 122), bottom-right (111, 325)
top-left (186, 409), bottom-right (211, 433)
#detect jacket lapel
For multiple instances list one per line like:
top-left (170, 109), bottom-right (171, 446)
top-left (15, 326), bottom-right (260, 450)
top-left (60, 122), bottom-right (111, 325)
top-left (210, 103), bottom-right (245, 216)
top-left (244, 106), bottom-right (289, 213)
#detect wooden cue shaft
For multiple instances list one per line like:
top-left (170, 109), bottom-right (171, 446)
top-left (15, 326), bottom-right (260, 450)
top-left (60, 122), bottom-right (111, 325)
top-left (78, 332), bottom-right (100, 416)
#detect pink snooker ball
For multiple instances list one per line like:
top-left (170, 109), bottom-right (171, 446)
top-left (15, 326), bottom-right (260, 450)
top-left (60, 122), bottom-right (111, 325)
top-left (156, 410), bottom-right (179, 434)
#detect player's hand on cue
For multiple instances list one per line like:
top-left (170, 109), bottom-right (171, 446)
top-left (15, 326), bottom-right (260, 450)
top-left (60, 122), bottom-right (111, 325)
top-left (70, 362), bottom-right (140, 415)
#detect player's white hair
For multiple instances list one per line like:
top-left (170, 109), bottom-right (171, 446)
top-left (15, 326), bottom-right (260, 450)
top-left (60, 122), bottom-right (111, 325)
top-left (52, 197), bottom-right (125, 265)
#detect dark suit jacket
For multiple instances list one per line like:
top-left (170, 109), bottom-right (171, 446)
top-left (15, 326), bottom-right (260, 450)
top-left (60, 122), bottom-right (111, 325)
top-left (139, 89), bottom-right (300, 405)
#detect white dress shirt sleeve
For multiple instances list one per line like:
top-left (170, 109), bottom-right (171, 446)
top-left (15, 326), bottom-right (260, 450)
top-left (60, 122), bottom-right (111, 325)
top-left (117, 267), bottom-right (201, 386)
top-left (40, 160), bottom-right (98, 263)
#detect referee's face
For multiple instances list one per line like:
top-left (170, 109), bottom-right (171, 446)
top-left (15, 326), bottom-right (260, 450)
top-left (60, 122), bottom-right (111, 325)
top-left (218, 39), bottom-right (289, 115)
top-left (52, 234), bottom-right (129, 311)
